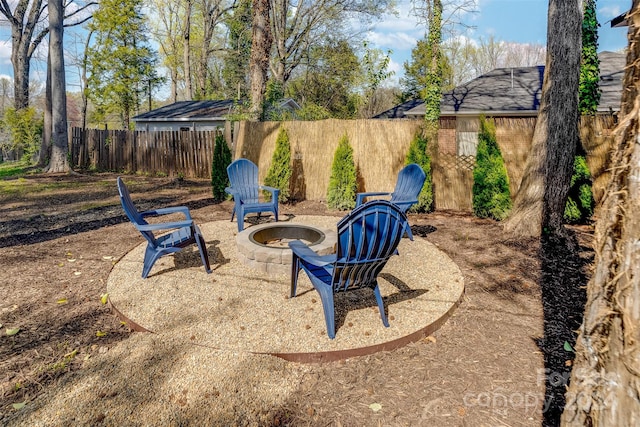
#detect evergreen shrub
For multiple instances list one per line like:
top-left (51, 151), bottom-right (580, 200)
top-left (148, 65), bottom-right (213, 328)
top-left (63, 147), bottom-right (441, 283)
top-left (405, 131), bottom-right (433, 213)
top-left (472, 117), bottom-right (512, 220)
top-left (3, 108), bottom-right (43, 163)
top-left (327, 133), bottom-right (357, 210)
top-left (211, 131), bottom-right (232, 202)
top-left (264, 127), bottom-right (292, 202)
top-left (564, 155), bottom-right (595, 223)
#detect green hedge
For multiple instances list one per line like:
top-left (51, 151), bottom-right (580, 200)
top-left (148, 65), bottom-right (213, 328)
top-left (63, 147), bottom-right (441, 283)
top-left (564, 155), bottom-right (594, 223)
top-left (405, 131), bottom-right (433, 213)
top-left (264, 127), bottom-right (292, 202)
top-left (211, 132), bottom-right (232, 202)
top-left (327, 133), bottom-right (357, 210)
top-left (472, 117), bottom-right (512, 220)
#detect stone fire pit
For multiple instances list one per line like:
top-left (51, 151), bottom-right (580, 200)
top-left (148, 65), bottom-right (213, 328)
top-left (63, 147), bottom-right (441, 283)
top-left (236, 222), bottom-right (337, 275)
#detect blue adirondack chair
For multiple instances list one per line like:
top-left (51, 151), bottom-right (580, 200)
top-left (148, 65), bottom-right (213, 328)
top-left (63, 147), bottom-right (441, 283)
top-left (355, 163), bottom-right (426, 213)
top-left (117, 177), bottom-right (212, 278)
top-left (225, 158), bottom-right (279, 232)
top-left (289, 200), bottom-right (414, 339)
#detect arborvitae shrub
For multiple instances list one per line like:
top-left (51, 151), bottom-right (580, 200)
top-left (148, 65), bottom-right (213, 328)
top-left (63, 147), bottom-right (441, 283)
top-left (405, 132), bottom-right (433, 213)
top-left (564, 155), bottom-right (594, 223)
top-left (472, 117), bottom-right (512, 220)
top-left (211, 131), bottom-right (232, 202)
top-left (327, 133), bottom-right (357, 210)
top-left (264, 127), bottom-right (292, 202)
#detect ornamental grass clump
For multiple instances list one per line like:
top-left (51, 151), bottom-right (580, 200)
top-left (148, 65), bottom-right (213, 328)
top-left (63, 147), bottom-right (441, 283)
top-left (327, 133), bottom-right (357, 210)
top-left (564, 155), bottom-right (595, 223)
top-left (472, 117), bottom-right (512, 220)
top-left (405, 131), bottom-right (433, 213)
top-left (210, 131), bottom-right (232, 202)
top-left (264, 126), bottom-right (292, 202)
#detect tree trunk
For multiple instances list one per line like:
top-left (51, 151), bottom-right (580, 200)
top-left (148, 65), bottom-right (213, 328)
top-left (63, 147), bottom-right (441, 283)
top-left (11, 29), bottom-right (32, 111)
top-left (249, 0), bottom-right (272, 120)
top-left (183, 0), bottom-right (193, 100)
top-left (3, 0), bottom-right (46, 110)
top-left (81, 31), bottom-right (94, 130)
top-left (46, 0), bottom-right (69, 173)
top-left (171, 67), bottom-right (178, 103)
top-left (270, 0), bottom-right (287, 88)
top-left (562, 4), bottom-right (640, 425)
top-left (40, 57), bottom-right (52, 167)
top-left (503, 0), bottom-right (582, 237)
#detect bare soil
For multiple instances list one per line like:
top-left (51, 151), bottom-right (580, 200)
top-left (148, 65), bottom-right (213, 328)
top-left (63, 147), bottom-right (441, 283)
top-left (0, 172), bottom-right (591, 426)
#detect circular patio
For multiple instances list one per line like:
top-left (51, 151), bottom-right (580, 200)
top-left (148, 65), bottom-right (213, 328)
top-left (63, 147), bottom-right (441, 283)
top-left (107, 215), bottom-right (464, 362)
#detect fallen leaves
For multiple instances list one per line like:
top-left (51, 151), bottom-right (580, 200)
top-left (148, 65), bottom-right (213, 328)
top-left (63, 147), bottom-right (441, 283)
top-left (12, 401), bottom-right (26, 410)
top-left (369, 403), bottom-right (382, 412)
top-left (424, 335), bottom-right (437, 344)
top-left (6, 327), bottom-right (20, 336)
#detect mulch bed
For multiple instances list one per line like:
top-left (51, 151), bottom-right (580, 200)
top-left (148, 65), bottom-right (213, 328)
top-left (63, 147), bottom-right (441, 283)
top-left (0, 172), bottom-right (591, 426)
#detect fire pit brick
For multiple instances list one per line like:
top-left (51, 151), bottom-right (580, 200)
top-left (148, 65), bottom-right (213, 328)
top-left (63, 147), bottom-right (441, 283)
top-left (236, 222), bottom-right (337, 276)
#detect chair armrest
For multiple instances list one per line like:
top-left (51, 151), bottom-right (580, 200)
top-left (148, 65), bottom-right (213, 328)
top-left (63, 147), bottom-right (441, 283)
top-left (135, 219), bottom-right (194, 232)
top-left (140, 206), bottom-right (192, 220)
top-left (356, 191), bottom-right (391, 206)
top-left (259, 186), bottom-right (280, 202)
top-left (224, 187), bottom-right (236, 196)
top-left (289, 241), bottom-right (335, 267)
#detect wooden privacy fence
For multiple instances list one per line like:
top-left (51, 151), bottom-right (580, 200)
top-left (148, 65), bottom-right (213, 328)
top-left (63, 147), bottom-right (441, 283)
top-left (70, 128), bottom-right (216, 178)
top-left (71, 115), bottom-right (616, 211)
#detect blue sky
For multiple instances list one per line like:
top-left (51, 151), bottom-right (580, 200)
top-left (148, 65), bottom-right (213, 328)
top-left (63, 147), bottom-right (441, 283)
top-left (0, 0), bottom-right (631, 93)
top-left (368, 0), bottom-right (629, 83)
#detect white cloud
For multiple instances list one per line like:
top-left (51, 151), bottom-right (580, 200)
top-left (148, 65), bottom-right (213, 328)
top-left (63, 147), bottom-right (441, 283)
top-left (0, 40), bottom-right (12, 65)
top-left (366, 30), bottom-right (418, 52)
top-left (599, 5), bottom-right (622, 19)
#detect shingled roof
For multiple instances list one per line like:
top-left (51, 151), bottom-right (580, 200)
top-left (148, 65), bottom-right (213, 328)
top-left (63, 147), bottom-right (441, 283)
top-left (133, 100), bottom-right (240, 122)
top-left (374, 51), bottom-right (625, 119)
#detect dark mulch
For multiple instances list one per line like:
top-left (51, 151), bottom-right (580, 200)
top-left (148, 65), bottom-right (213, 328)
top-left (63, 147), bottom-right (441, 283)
top-left (0, 172), bottom-right (592, 426)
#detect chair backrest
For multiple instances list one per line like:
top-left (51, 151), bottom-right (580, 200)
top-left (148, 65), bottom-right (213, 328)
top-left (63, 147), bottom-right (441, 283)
top-left (117, 177), bottom-right (157, 245)
top-left (390, 163), bottom-right (426, 204)
top-left (227, 158), bottom-right (260, 204)
top-left (332, 200), bottom-right (413, 293)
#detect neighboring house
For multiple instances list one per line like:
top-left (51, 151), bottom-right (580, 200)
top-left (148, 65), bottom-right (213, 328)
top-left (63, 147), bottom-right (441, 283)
top-left (375, 51), bottom-right (625, 156)
top-left (133, 99), bottom-right (300, 131)
top-left (133, 100), bottom-right (241, 132)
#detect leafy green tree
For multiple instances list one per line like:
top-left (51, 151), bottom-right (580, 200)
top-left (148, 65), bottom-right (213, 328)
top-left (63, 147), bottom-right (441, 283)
top-left (401, 35), bottom-right (450, 102)
top-left (422, 0), bottom-right (444, 130)
top-left (327, 134), bottom-right (357, 210)
top-left (287, 38), bottom-right (361, 119)
top-left (358, 41), bottom-right (395, 117)
top-left (402, 1), bottom-right (444, 139)
top-left (269, 0), bottom-right (392, 90)
top-left (223, 0), bottom-right (253, 101)
top-left (264, 127), bottom-right (292, 202)
top-left (405, 132), bottom-right (433, 212)
top-left (2, 108), bottom-right (43, 162)
top-left (86, 0), bottom-right (164, 129)
top-left (579, 0), bottom-right (601, 115)
top-left (472, 117), bottom-right (512, 220)
top-left (211, 131), bottom-right (232, 202)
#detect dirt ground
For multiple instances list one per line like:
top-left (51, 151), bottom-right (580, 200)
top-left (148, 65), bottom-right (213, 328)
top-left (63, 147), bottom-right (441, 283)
top-left (0, 173), bottom-right (591, 426)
